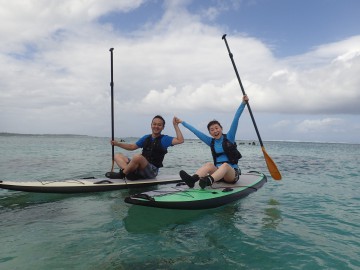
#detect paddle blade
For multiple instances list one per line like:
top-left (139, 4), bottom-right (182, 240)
top-left (261, 146), bottom-right (282, 180)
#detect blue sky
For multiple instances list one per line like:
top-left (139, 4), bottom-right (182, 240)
top-left (100, 0), bottom-right (360, 57)
top-left (1, 0), bottom-right (360, 143)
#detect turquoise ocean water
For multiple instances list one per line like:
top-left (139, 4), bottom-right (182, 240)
top-left (0, 134), bottom-right (359, 269)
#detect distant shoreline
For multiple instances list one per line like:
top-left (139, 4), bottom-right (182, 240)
top-left (0, 132), bottom-right (90, 137)
top-left (1, 132), bottom-right (358, 145)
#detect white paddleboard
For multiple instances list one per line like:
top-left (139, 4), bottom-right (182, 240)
top-left (0, 175), bottom-right (181, 193)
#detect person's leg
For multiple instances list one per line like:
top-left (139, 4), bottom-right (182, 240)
top-left (199, 163), bottom-right (235, 189)
top-left (106, 154), bottom-right (149, 179)
top-left (105, 153), bottom-right (130, 179)
top-left (180, 162), bottom-right (217, 188)
top-left (179, 170), bottom-right (199, 188)
top-left (211, 163), bottom-right (235, 182)
top-left (195, 162), bottom-right (218, 177)
top-left (123, 154), bottom-right (148, 174)
top-left (114, 153), bottom-right (130, 170)
top-left (136, 163), bottom-right (158, 179)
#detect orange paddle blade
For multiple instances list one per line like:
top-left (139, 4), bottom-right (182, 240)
top-left (261, 146), bottom-right (282, 180)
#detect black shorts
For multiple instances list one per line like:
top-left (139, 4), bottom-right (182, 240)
top-left (217, 168), bottom-right (241, 184)
top-left (127, 159), bottom-right (158, 180)
top-left (230, 168), bottom-right (241, 183)
top-left (138, 163), bottom-right (159, 179)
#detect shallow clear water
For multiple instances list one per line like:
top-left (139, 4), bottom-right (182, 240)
top-left (0, 134), bottom-right (359, 269)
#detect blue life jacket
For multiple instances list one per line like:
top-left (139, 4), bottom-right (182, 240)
top-left (210, 134), bottom-right (242, 165)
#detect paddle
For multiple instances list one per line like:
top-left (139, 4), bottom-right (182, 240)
top-left (109, 48), bottom-right (115, 172)
top-left (222, 34), bottom-right (282, 180)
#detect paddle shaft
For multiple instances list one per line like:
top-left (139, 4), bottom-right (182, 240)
top-left (222, 34), bottom-right (282, 180)
top-left (109, 48), bottom-right (115, 168)
top-left (222, 34), bottom-right (265, 147)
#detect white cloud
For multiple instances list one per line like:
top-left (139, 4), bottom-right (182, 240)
top-left (0, 0), bottom-right (144, 51)
top-left (273, 120), bottom-right (292, 128)
top-left (0, 0), bottom-right (359, 142)
top-left (295, 118), bottom-right (345, 133)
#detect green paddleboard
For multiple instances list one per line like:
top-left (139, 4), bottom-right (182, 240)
top-left (124, 171), bottom-right (267, 209)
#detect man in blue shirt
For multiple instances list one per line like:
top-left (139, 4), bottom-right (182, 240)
top-left (106, 115), bottom-right (184, 180)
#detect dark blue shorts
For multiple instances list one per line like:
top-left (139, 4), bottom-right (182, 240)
top-left (138, 163), bottom-right (159, 179)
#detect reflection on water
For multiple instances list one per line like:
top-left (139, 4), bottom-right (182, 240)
top-left (123, 205), bottom-right (213, 234)
top-left (262, 198), bottom-right (282, 229)
top-left (123, 202), bottom-right (245, 234)
top-left (0, 191), bottom-right (79, 211)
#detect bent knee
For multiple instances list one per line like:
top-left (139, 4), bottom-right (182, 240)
top-left (204, 162), bottom-right (217, 171)
top-left (132, 154), bottom-right (146, 161)
top-left (204, 162), bottom-right (215, 168)
top-left (219, 163), bottom-right (232, 170)
top-left (114, 153), bottom-right (128, 162)
top-left (114, 153), bottom-right (124, 159)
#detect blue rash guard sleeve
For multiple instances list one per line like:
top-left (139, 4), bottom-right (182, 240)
top-left (226, 102), bottom-right (246, 142)
top-left (135, 135), bottom-right (149, 148)
top-left (182, 101), bottom-right (245, 169)
top-left (181, 122), bottom-right (212, 146)
top-left (161, 135), bottom-right (175, 148)
top-left (182, 101), bottom-right (245, 145)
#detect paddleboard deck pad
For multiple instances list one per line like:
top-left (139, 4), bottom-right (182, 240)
top-left (0, 175), bottom-right (181, 193)
top-left (124, 171), bottom-right (267, 209)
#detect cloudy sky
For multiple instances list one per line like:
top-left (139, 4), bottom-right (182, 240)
top-left (1, 0), bottom-right (359, 143)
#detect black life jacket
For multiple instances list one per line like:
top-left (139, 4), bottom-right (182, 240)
top-left (210, 134), bottom-right (242, 165)
top-left (141, 135), bottom-right (168, 168)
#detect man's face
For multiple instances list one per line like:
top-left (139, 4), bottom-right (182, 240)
top-left (151, 118), bottom-right (165, 135)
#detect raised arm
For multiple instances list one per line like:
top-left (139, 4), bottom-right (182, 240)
top-left (227, 95), bottom-right (249, 141)
top-left (177, 118), bottom-right (212, 146)
top-left (171, 116), bottom-right (185, 145)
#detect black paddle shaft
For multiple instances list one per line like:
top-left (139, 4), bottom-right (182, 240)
top-left (109, 48), bottom-right (115, 161)
top-left (222, 34), bottom-right (264, 147)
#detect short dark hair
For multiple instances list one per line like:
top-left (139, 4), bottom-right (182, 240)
top-left (207, 120), bottom-right (222, 131)
top-left (152, 115), bottom-right (165, 126)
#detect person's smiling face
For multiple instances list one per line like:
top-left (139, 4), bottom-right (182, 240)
top-left (208, 124), bottom-right (223, 139)
top-left (151, 117), bottom-right (165, 136)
